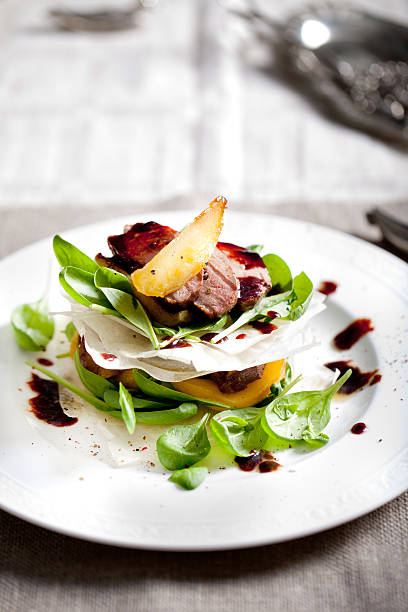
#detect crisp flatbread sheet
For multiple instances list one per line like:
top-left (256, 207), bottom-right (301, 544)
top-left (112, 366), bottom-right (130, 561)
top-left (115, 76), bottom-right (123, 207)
top-left (59, 292), bottom-right (325, 381)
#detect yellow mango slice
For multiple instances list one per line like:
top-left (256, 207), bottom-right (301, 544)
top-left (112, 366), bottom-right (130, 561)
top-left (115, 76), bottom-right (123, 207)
top-left (173, 359), bottom-right (286, 409)
top-left (131, 196), bottom-right (226, 297)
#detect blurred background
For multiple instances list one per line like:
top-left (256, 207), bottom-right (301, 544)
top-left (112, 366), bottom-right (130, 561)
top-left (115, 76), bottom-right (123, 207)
top-left (1, 0), bottom-right (408, 255)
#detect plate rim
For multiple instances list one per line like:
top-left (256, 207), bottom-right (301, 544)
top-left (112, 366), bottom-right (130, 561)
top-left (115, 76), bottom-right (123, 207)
top-left (1, 210), bottom-right (407, 551)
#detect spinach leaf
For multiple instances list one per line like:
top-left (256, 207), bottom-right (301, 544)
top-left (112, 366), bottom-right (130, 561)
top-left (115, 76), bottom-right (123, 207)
top-left (246, 244), bottom-right (263, 254)
top-left (11, 298), bottom-right (54, 351)
top-left (53, 235), bottom-right (98, 274)
top-left (211, 375), bottom-right (303, 455)
top-left (59, 267), bottom-right (111, 309)
top-left (211, 290), bottom-right (291, 342)
top-left (156, 314), bottom-right (228, 348)
top-left (74, 350), bottom-right (116, 399)
top-left (103, 389), bottom-right (175, 411)
top-left (63, 321), bottom-right (77, 342)
top-left (263, 254), bottom-right (293, 293)
top-left (133, 370), bottom-right (230, 409)
top-left (135, 403), bottom-right (198, 425)
top-left (169, 466), bottom-right (208, 490)
top-left (261, 370), bottom-right (352, 443)
top-left (90, 304), bottom-right (123, 318)
top-left (119, 382), bottom-right (136, 434)
top-left (26, 360), bottom-right (111, 412)
top-left (156, 412), bottom-right (211, 470)
top-left (94, 280), bottom-right (159, 350)
top-left (284, 272), bottom-right (313, 321)
top-left (210, 406), bottom-right (268, 457)
top-left (94, 266), bottom-right (132, 294)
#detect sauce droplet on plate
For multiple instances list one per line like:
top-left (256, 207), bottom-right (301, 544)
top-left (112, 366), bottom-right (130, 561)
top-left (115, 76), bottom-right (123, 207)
top-left (28, 374), bottom-right (78, 427)
top-left (235, 451), bottom-right (280, 472)
top-left (324, 361), bottom-right (380, 394)
top-left (318, 281), bottom-right (338, 296)
top-left (351, 422), bottom-right (367, 434)
top-left (37, 358), bottom-right (54, 367)
top-left (333, 319), bottom-right (374, 350)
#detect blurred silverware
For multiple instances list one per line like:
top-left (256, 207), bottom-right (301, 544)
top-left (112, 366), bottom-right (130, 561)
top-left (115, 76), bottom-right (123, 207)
top-left (226, 2), bottom-right (408, 146)
top-left (49, 2), bottom-right (143, 32)
top-left (367, 205), bottom-right (408, 256)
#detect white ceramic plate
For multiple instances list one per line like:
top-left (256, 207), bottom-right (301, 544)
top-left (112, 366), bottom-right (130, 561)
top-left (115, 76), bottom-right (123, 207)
top-left (1, 211), bottom-right (407, 551)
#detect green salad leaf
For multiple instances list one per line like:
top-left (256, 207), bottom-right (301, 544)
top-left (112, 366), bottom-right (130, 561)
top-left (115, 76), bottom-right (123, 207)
top-left (169, 466), bottom-right (208, 490)
top-left (246, 244), bottom-right (264, 254)
top-left (284, 272), bottom-right (313, 321)
top-left (119, 382), bottom-right (136, 434)
top-left (94, 270), bottom-right (159, 349)
top-left (133, 370), bottom-right (230, 409)
top-left (211, 289), bottom-right (292, 342)
top-left (262, 254), bottom-right (293, 293)
top-left (53, 235), bottom-right (98, 274)
top-left (210, 375), bottom-right (301, 456)
top-left (74, 350), bottom-right (116, 399)
top-left (156, 314), bottom-right (229, 347)
top-left (156, 412), bottom-right (211, 470)
top-left (94, 266), bottom-right (132, 294)
top-left (261, 370), bottom-right (352, 443)
top-left (59, 266), bottom-right (111, 309)
top-left (11, 297), bottom-right (54, 351)
top-left (135, 403), bottom-right (198, 425)
top-left (210, 406), bottom-right (268, 457)
top-left (63, 321), bottom-right (77, 342)
top-left (103, 389), bottom-right (173, 411)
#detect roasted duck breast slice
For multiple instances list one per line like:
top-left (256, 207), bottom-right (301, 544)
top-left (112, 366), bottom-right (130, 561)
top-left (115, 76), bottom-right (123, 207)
top-left (210, 365), bottom-right (265, 393)
top-left (217, 242), bottom-right (272, 310)
top-left (194, 248), bottom-right (239, 319)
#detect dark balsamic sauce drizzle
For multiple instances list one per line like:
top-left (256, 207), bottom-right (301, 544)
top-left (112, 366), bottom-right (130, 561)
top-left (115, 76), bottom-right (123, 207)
top-left (236, 333), bottom-right (246, 340)
top-left (238, 276), bottom-right (267, 304)
top-left (162, 337), bottom-right (191, 349)
top-left (250, 321), bottom-right (277, 334)
top-left (318, 281), bottom-right (338, 296)
top-left (333, 319), bottom-right (374, 350)
top-left (370, 373), bottom-right (382, 385)
top-left (200, 332), bottom-right (227, 344)
top-left (28, 373), bottom-right (78, 427)
top-left (37, 358), bottom-right (54, 367)
top-left (324, 360), bottom-right (381, 394)
top-left (351, 422), bottom-right (367, 434)
top-left (217, 242), bottom-right (263, 269)
top-left (235, 451), bottom-right (280, 473)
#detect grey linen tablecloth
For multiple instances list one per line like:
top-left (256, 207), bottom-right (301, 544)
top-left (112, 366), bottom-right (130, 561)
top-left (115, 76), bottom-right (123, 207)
top-left (1, 201), bottom-right (407, 612)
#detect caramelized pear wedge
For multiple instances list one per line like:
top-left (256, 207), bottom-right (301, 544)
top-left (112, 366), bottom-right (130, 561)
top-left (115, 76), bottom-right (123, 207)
top-left (130, 196), bottom-right (227, 297)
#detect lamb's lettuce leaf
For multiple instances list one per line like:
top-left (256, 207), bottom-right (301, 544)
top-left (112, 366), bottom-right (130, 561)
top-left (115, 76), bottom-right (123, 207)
top-left (169, 466), bottom-right (208, 490)
top-left (156, 413), bottom-right (211, 470)
top-left (11, 297), bottom-right (54, 351)
top-left (261, 370), bottom-right (352, 443)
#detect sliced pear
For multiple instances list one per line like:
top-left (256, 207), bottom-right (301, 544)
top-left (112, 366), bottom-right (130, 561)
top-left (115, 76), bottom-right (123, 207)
top-left (131, 196), bottom-right (227, 297)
